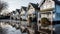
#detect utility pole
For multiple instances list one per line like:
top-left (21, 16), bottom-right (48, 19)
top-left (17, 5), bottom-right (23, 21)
top-left (51, 11), bottom-right (53, 34)
top-left (37, 12), bottom-right (40, 31)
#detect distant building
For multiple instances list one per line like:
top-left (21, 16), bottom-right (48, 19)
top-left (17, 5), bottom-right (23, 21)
top-left (0, 15), bottom-right (10, 20)
top-left (10, 9), bottom-right (20, 20)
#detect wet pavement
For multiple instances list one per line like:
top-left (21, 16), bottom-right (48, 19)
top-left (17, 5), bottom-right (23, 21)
top-left (0, 22), bottom-right (27, 34)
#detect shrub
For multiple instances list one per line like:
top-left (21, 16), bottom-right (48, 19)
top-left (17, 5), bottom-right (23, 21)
top-left (41, 17), bottom-right (50, 27)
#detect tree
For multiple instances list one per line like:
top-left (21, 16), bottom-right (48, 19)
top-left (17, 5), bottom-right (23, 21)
top-left (41, 17), bottom-right (50, 27)
top-left (0, 1), bottom-right (8, 12)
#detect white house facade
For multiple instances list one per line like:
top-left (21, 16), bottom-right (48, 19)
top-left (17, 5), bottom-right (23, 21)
top-left (27, 3), bottom-right (40, 19)
top-left (39, 0), bottom-right (55, 21)
top-left (20, 6), bottom-right (28, 20)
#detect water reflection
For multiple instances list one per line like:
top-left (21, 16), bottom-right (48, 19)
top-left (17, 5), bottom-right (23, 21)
top-left (0, 23), bottom-right (27, 34)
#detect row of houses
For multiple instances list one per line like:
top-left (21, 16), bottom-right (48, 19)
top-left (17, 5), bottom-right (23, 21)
top-left (2, 0), bottom-right (60, 34)
top-left (0, 0), bottom-right (60, 25)
top-left (6, 3), bottom-right (39, 20)
top-left (7, 0), bottom-right (54, 21)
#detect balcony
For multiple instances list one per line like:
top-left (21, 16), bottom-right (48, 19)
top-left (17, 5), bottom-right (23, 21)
top-left (40, 8), bottom-right (54, 12)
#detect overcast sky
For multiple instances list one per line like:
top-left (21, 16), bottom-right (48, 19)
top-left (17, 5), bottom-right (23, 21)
top-left (1, 0), bottom-right (41, 12)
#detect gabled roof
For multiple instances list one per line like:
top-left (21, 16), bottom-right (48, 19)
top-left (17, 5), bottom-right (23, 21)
top-left (28, 3), bottom-right (40, 10)
top-left (16, 9), bottom-right (21, 14)
top-left (39, 0), bottom-right (45, 7)
top-left (21, 6), bottom-right (27, 11)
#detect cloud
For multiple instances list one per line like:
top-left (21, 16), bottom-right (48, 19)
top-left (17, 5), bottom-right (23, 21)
top-left (2, 0), bottom-right (41, 11)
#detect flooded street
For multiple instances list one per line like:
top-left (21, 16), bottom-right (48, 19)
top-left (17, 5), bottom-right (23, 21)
top-left (0, 22), bottom-right (27, 34)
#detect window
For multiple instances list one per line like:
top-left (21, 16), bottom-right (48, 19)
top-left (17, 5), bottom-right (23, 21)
top-left (56, 13), bottom-right (60, 18)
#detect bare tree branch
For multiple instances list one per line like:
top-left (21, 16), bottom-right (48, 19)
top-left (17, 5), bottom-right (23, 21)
top-left (0, 1), bottom-right (8, 12)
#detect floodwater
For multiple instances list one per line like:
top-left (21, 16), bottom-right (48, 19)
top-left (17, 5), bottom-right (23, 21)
top-left (0, 22), bottom-right (27, 34)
